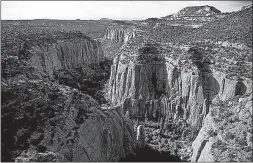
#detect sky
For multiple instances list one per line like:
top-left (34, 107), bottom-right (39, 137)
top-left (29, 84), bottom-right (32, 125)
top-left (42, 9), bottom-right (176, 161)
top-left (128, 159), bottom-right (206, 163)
top-left (1, 1), bottom-right (252, 20)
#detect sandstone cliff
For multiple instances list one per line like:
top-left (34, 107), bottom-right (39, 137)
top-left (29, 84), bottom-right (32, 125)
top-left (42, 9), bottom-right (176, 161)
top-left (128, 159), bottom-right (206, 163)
top-left (107, 44), bottom-right (251, 126)
top-left (106, 43), bottom-right (252, 160)
top-left (101, 26), bottom-right (136, 58)
top-left (28, 38), bottom-right (104, 79)
top-left (103, 26), bottom-right (135, 44)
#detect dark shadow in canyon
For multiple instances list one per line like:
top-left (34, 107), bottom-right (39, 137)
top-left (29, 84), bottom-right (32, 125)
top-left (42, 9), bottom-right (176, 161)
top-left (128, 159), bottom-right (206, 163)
top-left (119, 146), bottom-right (181, 162)
top-left (235, 81), bottom-right (246, 96)
top-left (55, 58), bottom-right (113, 104)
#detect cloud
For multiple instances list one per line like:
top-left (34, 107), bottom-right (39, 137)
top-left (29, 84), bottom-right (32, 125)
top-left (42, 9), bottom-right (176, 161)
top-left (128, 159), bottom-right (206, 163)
top-left (1, 1), bottom-right (252, 20)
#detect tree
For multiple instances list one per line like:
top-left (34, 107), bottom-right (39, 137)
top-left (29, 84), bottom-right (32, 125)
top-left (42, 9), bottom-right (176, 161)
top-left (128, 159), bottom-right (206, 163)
top-left (235, 57), bottom-right (246, 80)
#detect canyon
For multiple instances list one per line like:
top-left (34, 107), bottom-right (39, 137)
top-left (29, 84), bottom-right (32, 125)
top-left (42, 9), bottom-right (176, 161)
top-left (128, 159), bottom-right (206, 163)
top-left (1, 4), bottom-right (252, 162)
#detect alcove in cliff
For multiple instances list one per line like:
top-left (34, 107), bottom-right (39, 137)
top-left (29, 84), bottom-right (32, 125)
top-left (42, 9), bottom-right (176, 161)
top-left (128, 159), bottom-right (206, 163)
top-left (235, 81), bottom-right (246, 96)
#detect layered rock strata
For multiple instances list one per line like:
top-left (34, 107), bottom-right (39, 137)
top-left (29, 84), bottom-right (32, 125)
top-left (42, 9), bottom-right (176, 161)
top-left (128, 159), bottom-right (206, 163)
top-left (28, 38), bottom-right (105, 79)
top-left (101, 26), bottom-right (136, 58)
top-left (107, 45), bottom-right (252, 128)
top-left (103, 26), bottom-right (135, 44)
top-left (106, 43), bottom-right (252, 160)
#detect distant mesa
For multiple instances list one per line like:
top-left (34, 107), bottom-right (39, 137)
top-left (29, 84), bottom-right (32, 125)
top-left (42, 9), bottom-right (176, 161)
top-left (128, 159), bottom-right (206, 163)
top-left (144, 18), bottom-right (161, 23)
top-left (174, 5), bottom-right (221, 17)
top-left (241, 4), bottom-right (253, 10)
top-left (163, 5), bottom-right (222, 19)
top-left (100, 18), bottom-right (113, 21)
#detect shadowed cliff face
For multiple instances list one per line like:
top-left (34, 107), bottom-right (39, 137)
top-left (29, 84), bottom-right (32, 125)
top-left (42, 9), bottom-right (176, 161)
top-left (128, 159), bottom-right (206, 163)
top-left (119, 146), bottom-right (181, 162)
top-left (2, 80), bottom-right (136, 162)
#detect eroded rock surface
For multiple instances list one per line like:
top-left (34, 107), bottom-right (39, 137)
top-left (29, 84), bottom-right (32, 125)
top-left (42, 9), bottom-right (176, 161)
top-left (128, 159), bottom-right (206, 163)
top-left (2, 80), bottom-right (136, 162)
top-left (106, 42), bottom-right (252, 160)
top-left (191, 94), bottom-right (252, 162)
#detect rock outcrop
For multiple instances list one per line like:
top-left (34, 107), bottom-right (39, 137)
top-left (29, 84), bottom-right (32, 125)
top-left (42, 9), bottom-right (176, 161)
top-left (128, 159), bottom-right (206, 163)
top-left (101, 26), bottom-right (136, 59)
top-left (28, 38), bottom-right (104, 79)
top-left (191, 94), bottom-right (252, 162)
top-left (174, 5), bottom-right (221, 17)
top-left (1, 29), bottom-right (137, 162)
top-left (107, 44), bottom-right (252, 127)
top-left (103, 26), bottom-right (135, 44)
top-left (162, 5), bottom-right (227, 23)
top-left (2, 80), bottom-right (136, 162)
top-left (106, 42), bottom-right (252, 160)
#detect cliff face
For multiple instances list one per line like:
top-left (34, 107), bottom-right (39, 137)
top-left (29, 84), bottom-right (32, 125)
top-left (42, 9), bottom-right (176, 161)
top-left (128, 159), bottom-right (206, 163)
top-left (101, 26), bottom-right (136, 59)
top-left (191, 94), bottom-right (252, 162)
top-left (2, 80), bottom-right (136, 162)
top-left (28, 39), bottom-right (104, 79)
top-left (108, 58), bottom-right (208, 128)
top-left (1, 29), bottom-right (111, 103)
top-left (107, 45), bottom-right (252, 125)
top-left (106, 43), bottom-right (252, 160)
top-left (1, 29), bottom-right (137, 162)
top-left (103, 26), bottom-right (135, 44)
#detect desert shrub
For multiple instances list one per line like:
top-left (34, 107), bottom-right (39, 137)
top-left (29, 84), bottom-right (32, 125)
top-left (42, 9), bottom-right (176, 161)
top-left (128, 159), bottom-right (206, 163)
top-left (207, 130), bottom-right (217, 137)
top-left (138, 46), bottom-right (159, 55)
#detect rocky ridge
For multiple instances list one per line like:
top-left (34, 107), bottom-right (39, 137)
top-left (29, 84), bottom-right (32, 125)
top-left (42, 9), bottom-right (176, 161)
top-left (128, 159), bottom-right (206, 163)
top-left (2, 80), bottom-right (137, 162)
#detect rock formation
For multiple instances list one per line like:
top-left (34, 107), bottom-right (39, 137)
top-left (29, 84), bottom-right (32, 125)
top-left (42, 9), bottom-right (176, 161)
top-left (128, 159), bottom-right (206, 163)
top-left (191, 94), bottom-right (252, 162)
top-left (174, 5), bottom-right (221, 17)
top-left (2, 4), bottom-right (252, 162)
top-left (1, 29), bottom-right (136, 162)
top-left (28, 38), bottom-right (105, 79)
top-left (101, 26), bottom-right (136, 58)
top-left (2, 80), bottom-right (136, 162)
top-left (103, 26), bottom-right (135, 44)
top-left (106, 42), bottom-right (252, 160)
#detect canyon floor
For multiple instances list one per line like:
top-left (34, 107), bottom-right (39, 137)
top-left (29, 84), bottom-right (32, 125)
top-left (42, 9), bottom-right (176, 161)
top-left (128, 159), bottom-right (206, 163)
top-left (1, 4), bottom-right (253, 162)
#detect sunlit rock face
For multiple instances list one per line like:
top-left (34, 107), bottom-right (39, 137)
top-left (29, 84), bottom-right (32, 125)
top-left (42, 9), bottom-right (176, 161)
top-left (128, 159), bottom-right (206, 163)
top-left (107, 43), bottom-right (252, 128)
top-left (101, 26), bottom-right (136, 59)
top-left (28, 38), bottom-right (105, 79)
top-left (106, 43), bottom-right (252, 161)
top-left (212, 70), bottom-right (252, 101)
top-left (107, 46), bottom-right (213, 128)
top-left (191, 94), bottom-right (252, 162)
top-left (103, 26), bottom-right (135, 44)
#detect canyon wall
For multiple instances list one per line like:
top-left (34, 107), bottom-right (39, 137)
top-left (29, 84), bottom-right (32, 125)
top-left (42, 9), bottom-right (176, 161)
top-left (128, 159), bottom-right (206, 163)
top-left (106, 43), bottom-right (252, 160)
top-left (191, 94), bottom-right (252, 162)
top-left (27, 38), bottom-right (105, 79)
top-left (106, 44), bottom-right (252, 145)
top-left (101, 26), bottom-right (136, 58)
top-left (2, 32), bottom-right (138, 162)
top-left (103, 26), bottom-right (135, 44)
top-left (2, 81), bottom-right (137, 162)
